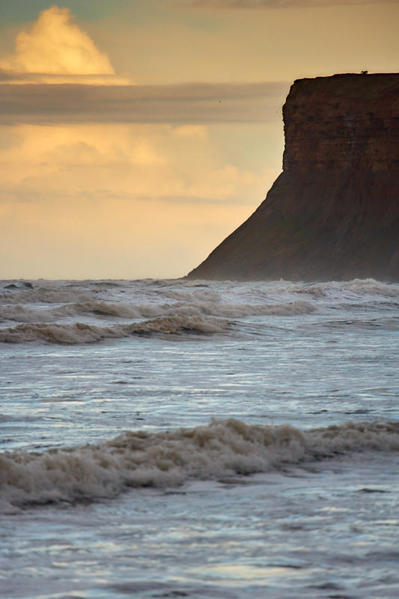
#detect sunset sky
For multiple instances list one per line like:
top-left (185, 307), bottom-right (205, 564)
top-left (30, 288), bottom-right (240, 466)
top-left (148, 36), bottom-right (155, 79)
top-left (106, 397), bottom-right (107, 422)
top-left (1, 0), bottom-right (398, 279)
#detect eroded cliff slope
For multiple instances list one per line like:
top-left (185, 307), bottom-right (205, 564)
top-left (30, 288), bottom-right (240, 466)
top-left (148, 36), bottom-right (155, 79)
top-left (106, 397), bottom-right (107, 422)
top-left (188, 73), bottom-right (399, 281)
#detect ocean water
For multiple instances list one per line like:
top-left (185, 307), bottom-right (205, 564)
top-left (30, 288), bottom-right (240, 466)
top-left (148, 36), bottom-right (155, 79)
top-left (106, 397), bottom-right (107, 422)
top-left (1, 277), bottom-right (399, 598)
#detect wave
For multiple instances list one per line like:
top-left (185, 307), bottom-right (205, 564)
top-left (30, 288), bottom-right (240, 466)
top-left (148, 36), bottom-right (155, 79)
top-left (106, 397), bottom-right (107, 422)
top-left (0, 285), bottom-right (92, 305)
top-left (294, 278), bottom-right (399, 299)
top-left (168, 299), bottom-right (315, 318)
top-left (0, 315), bottom-right (229, 344)
top-left (2, 278), bottom-right (398, 334)
top-left (0, 301), bottom-right (154, 324)
top-left (1, 419), bottom-right (398, 512)
top-left (0, 298), bottom-right (315, 326)
top-left (341, 278), bottom-right (399, 297)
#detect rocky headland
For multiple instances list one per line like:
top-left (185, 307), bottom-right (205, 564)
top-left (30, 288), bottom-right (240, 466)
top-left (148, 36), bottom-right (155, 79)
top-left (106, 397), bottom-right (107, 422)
top-left (188, 73), bottom-right (399, 281)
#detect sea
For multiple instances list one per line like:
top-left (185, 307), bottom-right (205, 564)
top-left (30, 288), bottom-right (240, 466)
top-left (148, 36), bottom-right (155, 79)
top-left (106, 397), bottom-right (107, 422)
top-left (1, 277), bottom-right (399, 599)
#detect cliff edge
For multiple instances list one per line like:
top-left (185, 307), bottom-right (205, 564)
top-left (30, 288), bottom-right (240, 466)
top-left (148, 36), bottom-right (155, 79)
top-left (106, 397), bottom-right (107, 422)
top-left (187, 73), bottom-right (399, 281)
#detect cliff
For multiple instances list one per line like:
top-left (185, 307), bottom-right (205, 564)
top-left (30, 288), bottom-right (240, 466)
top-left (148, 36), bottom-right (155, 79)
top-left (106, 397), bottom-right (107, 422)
top-left (187, 73), bottom-right (399, 281)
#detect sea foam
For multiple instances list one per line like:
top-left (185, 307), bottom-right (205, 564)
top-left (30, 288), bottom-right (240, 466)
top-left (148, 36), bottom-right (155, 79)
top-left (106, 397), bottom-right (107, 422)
top-left (1, 419), bottom-right (398, 512)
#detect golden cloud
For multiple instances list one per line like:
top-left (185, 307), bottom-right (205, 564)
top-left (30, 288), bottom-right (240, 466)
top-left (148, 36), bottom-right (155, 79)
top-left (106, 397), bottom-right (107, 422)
top-left (0, 5), bottom-right (128, 84)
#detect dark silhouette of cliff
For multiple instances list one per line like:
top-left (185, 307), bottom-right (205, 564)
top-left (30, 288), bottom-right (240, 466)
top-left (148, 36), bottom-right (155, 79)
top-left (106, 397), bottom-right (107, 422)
top-left (187, 73), bottom-right (399, 281)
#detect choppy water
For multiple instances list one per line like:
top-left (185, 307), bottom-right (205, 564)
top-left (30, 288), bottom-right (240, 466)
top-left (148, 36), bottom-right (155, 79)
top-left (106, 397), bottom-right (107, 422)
top-left (1, 278), bottom-right (399, 598)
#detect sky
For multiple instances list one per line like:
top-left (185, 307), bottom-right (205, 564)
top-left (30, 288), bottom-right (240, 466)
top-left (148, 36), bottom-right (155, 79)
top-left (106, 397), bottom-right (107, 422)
top-left (0, 0), bottom-right (398, 279)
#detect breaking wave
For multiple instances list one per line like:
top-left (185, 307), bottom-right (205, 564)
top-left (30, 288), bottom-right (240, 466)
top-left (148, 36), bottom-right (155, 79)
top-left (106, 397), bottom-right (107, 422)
top-left (1, 419), bottom-right (399, 512)
top-left (0, 301), bottom-right (156, 324)
top-left (0, 299), bottom-right (314, 325)
top-left (0, 315), bottom-right (229, 344)
top-left (294, 278), bottom-right (399, 299)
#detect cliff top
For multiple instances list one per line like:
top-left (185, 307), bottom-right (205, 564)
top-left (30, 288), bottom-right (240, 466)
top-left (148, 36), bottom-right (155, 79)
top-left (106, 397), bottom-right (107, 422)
top-left (283, 72), bottom-right (399, 173)
top-left (289, 72), bottom-right (399, 99)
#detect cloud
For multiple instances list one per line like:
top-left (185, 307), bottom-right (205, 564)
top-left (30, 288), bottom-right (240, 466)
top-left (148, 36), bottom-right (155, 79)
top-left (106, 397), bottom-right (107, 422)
top-left (0, 121), bottom-right (281, 278)
top-left (0, 81), bottom-right (288, 125)
top-left (185, 0), bottom-right (398, 7)
top-left (0, 5), bottom-right (126, 84)
top-left (0, 122), bottom-right (280, 204)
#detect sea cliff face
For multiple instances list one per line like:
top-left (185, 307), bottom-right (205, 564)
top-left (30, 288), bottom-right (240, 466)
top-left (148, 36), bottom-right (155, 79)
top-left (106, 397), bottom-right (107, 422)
top-left (188, 73), bottom-right (399, 281)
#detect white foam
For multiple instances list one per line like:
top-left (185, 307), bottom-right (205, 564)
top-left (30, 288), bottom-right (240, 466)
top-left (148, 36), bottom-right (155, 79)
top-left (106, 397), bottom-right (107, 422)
top-left (1, 419), bottom-right (398, 511)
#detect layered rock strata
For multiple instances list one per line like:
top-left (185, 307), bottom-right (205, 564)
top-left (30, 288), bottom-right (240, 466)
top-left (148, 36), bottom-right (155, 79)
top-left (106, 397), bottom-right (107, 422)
top-left (187, 73), bottom-right (399, 281)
